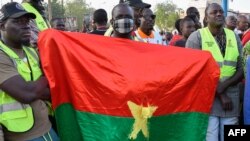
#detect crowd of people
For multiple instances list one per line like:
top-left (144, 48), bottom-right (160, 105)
top-left (0, 0), bottom-right (250, 140)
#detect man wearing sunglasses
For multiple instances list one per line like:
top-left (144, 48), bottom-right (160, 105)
top-left (135, 8), bottom-right (164, 45)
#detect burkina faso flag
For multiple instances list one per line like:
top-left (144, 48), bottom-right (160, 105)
top-left (38, 29), bottom-right (220, 141)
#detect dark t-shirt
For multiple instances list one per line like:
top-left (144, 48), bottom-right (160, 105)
top-left (174, 39), bottom-right (186, 47)
top-left (89, 30), bottom-right (106, 35)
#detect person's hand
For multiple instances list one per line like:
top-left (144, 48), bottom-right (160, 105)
top-left (219, 94), bottom-right (233, 111)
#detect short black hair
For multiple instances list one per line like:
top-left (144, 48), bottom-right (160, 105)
top-left (186, 7), bottom-right (198, 14)
top-left (180, 16), bottom-right (194, 28)
top-left (112, 3), bottom-right (131, 17)
top-left (175, 19), bottom-right (182, 33)
top-left (93, 9), bottom-right (107, 25)
top-left (205, 3), bottom-right (220, 17)
top-left (186, 14), bottom-right (197, 23)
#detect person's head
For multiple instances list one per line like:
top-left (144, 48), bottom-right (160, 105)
top-left (204, 3), bottom-right (225, 29)
top-left (23, 0), bottom-right (46, 17)
top-left (93, 9), bottom-right (107, 27)
top-left (82, 15), bottom-right (93, 33)
top-left (225, 15), bottom-right (237, 30)
top-left (237, 15), bottom-right (249, 32)
top-left (0, 2), bottom-right (36, 48)
top-left (51, 18), bottom-right (66, 31)
top-left (165, 32), bottom-right (172, 41)
top-left (111, 3), bottom-right (134, 38)
top-left (186, 7), bottom-right (200, 21)
top-left (187, 14), bottom-right (201, 30)
top-left (175, 19), bottom-right (182, 35)
top-left (180, 16), bottom-right (195, 39)
top-left (124, 0), bottom-right (151, 28)
top-left (140, 8), bottom-right (155, 34)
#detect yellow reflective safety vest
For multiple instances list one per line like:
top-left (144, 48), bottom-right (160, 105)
top-left (199, 27), bottom-right (239, 81)
top-left (0, 41), bottom-right (42, 132)
top-left (22, 3), bottom-right (50, 31)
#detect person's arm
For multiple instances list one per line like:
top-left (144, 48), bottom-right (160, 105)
top-left (0, 75), bottom-right (50, 104)
top-left (0, 51), bottom-right (50, 104)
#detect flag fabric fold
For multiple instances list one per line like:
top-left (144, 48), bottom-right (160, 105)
top-left (38, 29), bottom-right (220, 141)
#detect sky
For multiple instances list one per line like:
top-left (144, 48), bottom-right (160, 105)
top-left (83, 0), bottom-right (250, 16)
top-left (1, 0), bottom-right (250, 15)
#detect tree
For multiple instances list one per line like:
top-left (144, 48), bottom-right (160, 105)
top-left (64, 0), bottom-right (95, 30)
top-left (154, 0), bottom-right (180, 31)
top-left (51, 0), bottom-right (65, 19)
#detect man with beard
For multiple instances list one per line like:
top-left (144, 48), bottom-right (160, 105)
top-left (110, 3), bottom-right (135, 39)
top-left (135, 8), bottom-right (163, 45)
top-left (186, 3), bottom-right (243, 141)
top-left (0, 2), bottom-right (59, 140)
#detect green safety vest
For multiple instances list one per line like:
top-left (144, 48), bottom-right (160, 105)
top-left (0, 41), bottom-right (42, 132)
top-left (199, 27), bottom-right (239, 81)
top-left (22, 3), bottom-right (50, 31)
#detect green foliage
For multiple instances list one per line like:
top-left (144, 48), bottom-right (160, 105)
top-left (64, 0), bottom-right (95, 30)
top-left (51, 0), bottom-right (65, 19)
top-left (154, 0), bottom-right (180, 30)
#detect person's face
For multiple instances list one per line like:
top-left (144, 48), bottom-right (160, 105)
top-left (165, 33), bottom-right (172, 41)
top-left (226, 16), bottom-right (237, 30)
top-left (206, 4), bottom-right (225, 28)
top-left (53, 19), bottom-right (65, 31)
top-left (238, 17), bottom-right (249, 31)
top-left (112, 5), bottom-right (134, 36)
top-left (1, 15), bottom-right (31, 46)
top-left (140, 9), bottom-right (155, 31)
top-left (181, 20), bottom-right (195, 39)
top-left (112, 6), bottom-right (134, 21)
top-left (132, 7), bottom-right (143, 28)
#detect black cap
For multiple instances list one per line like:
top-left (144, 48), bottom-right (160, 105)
top-left (124, 0), bottom-right (151, 9)
top-left (0, 2), bottom-right (36, 22)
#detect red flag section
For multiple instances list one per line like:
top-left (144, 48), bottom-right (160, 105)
top-left (38, 29), bottom-right (220, 117)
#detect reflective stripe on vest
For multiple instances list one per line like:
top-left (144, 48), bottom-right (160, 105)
top-left (0, 41), bottom-right (42, 132)
top-left (22, 3), bottom-right (50, 31)
top-left (199, 27), bottom-right (239, 81)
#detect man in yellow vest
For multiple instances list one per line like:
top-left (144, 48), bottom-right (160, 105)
top-left (0, 2), bottom-right (58, 140)
top-left (22, 0), bottom-right (50, 46)
top-left (186, 3), bottom-right (243, 141)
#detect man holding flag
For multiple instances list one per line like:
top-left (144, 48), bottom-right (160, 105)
top-left (0, 2), bottom-right (58, 140)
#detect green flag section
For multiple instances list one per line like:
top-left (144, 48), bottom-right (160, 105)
top-left (38, 29), bottom-right (220, 141)
top-left (56, 104), bottom-right (209, 141)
